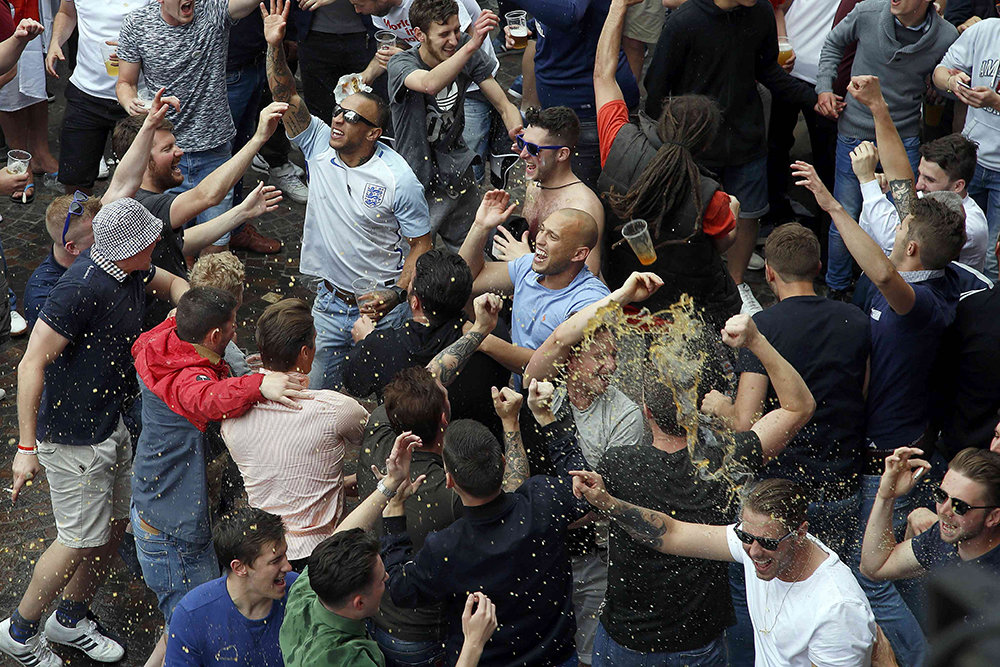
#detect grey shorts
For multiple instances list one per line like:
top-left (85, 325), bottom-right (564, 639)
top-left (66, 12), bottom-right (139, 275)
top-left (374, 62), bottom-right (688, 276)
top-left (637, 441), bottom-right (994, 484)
top-left (572, 550), bottom-right (609, 664)
top-left (624, 0), bottom-right (666, 44)
top-left (36, 418), bottom-right (132, 549)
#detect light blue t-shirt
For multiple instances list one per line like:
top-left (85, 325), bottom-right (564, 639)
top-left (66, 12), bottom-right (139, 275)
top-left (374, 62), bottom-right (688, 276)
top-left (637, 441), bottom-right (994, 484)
top-left (165, 572), bottom-right (298, 666)
top-left (290, 116), bottom-right (430, 291)
top-left (508, 254), bottom-right (610, 351)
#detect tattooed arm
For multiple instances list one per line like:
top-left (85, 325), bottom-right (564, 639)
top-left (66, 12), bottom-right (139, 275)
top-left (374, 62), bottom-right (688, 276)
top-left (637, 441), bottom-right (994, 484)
top-left (571, 470), bottom-right (735, 560)
top-left (426, 294), bottom-right (501, 386)
top-left (262, 0), bottom-right (311, 138)
top-left (492, 386), bottom-right (530, 491)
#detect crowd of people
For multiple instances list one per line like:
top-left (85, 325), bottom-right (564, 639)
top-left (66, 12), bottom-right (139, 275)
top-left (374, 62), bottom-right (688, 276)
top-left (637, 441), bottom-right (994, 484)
top-left (1, 0), bottom-right (1000, 664)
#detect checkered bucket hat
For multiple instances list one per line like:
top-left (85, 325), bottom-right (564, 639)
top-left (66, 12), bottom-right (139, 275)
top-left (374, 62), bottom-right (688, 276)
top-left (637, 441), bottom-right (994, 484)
top-left (91, 198), bottom-right (163, 262)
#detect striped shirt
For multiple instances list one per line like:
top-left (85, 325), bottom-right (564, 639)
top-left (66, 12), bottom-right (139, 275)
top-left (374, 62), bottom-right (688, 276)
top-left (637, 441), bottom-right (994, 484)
top-left (221, 383), bottom-right (369, 560)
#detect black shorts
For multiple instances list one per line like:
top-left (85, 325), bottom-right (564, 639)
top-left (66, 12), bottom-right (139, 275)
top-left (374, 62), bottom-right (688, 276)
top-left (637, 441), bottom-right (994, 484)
top-left (58, 82), bottom-right (127, 189)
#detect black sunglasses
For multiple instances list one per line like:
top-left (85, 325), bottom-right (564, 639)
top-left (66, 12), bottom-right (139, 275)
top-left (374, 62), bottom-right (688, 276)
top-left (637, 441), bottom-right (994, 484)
top-left (515, 133), bottom-right (566, 157)
top-left (932, 486), bottom-right (999, 516)
top-left (62, 190), bottom-right (89, 245)
top-left (332, 104), bottom-right (378, 128)
top-left (733, 523), bottom-right (795, 552)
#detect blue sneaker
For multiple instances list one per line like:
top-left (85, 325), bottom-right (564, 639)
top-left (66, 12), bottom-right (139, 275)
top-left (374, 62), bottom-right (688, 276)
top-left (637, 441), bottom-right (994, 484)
top-left (508, 74), bottom-right (523, 100)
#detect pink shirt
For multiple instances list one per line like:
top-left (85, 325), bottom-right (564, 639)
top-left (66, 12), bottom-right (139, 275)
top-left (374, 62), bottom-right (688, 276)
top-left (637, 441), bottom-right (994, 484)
top-left (221, 387), bottom-right (368, 560)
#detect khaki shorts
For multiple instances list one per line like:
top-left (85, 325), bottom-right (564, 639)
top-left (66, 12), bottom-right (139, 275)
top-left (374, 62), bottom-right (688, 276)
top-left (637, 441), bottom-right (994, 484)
top-left (37, 418), bottom-right (132, 549)
top-left (624, 0), bottom-right (666, 44)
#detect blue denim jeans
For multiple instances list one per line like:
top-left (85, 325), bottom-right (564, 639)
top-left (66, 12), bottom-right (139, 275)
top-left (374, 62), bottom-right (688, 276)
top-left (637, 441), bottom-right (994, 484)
top-left (307, 282), bottom-right (410, 390)
top-left (226, 60), bottom-right (266, 208)
top-left (370, 626), bottom-right (445, 667)
top-left (853, 473), bottom-right (927, 667)
top-left (130, 503), bottom-right (219, 627)
top-left (717, 155), bottom-right (770, 219)
top-left (968, 162), bottom-right (1000, 280)
top-left (169, 141), bottom-right (235, 246)
top-left (463, 92), bottom-right (491, 183)
top-left (827, 134), bottom-right (921, 290)
top-left (594, 622), bottom-right (726, 666)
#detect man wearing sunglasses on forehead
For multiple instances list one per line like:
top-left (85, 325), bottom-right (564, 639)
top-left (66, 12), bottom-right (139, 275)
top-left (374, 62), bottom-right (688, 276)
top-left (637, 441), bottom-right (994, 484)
top-left (263, 0), bottom-right (433, 391)
top-left (861, 446), bottom-right (1000, 582)
top-left (571, 474), bottom-right (879, 666)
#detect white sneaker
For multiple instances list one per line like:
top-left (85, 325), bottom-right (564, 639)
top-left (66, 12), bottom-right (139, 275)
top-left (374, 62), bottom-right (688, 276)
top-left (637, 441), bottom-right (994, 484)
top-left (0, 387), bottom-right (6, 400)
top-left (44, 613), bottom-right (124, 663)
top-left (10, 310), bottom-right (27, 336)
top-left (269, 162), bottom-right (309, 204)
top-left (747, 252), bottom-right (765, 271)
top-left (289, 161), bottom-right (305, 178)
top-left (737, 282), bottom-right (763, 315)
top-left (251, 154), bottom-right (270, 174)
top-left (97, 157), bottom-right (110, 180)
top-left (0, 618), bottom-right (63, 667)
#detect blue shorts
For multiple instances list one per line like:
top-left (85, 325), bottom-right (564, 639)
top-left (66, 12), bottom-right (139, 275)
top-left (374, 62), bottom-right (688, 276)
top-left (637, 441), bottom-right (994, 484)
top-left (716, 155), bottom-right (769, 219)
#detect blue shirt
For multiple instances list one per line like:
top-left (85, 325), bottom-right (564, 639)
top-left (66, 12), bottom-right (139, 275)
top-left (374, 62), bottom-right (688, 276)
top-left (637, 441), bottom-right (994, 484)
top-left (23, 252), bottom-right (67, 328)
top-left (507, 253), bottom-right (610, 352)
top-left (165, 572), bottom-right (298, 667)
top-left (864, 269), bottom-right (958, 449)
top-left (37, 250), bottom-right (153, 445)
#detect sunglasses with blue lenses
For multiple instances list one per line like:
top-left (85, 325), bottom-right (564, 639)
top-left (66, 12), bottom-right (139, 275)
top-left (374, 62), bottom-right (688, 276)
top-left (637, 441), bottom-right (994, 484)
top-left (62, 190), bottom-right (89, 245)
top-left (515, 133), bottom-right (566, 157)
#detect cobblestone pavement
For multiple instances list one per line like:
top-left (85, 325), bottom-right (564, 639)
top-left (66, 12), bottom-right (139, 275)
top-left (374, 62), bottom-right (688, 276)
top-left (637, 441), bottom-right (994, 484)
top-left (0, 49), bottom-right (780, 665)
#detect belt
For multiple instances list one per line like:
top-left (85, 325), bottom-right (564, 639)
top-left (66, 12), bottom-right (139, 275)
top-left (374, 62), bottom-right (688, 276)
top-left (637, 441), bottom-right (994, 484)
top-left (138, 516), bottom-right (161, 536)
top-left (323, 280), bottom-right (358, 307)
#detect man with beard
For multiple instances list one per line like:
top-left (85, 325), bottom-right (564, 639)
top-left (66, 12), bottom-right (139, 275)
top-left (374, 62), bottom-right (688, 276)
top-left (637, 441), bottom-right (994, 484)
top-left (861, 447), bottom-right (1000, 578)
top-left (493, 106), bottom-right (605, 277)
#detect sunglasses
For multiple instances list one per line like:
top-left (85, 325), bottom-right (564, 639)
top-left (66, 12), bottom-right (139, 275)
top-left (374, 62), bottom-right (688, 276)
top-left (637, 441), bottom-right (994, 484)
top-left (62, 190), bottom-right (89, 245)
top-left (332, 104), bottom-right (378, 128)
top-left (932, 486), bottom-right (999, 516)
top-left (515, 133), bottom-right (566, 157)
top-left (733, 523), bottom-right (795, 552)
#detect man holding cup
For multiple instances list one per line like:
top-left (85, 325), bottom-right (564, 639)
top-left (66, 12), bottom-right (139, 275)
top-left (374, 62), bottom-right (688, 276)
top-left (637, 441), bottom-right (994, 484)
top-left (263, 0), bottom-right (433, 391)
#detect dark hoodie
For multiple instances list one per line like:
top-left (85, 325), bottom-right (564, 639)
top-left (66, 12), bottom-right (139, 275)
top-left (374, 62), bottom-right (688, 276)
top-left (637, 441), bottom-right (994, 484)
top-left (343, 317), bottom-right (510, 436)
top-left (131, 316), bottom-right (264, 541)
top-left (644, 0), bottom-right (817, 168)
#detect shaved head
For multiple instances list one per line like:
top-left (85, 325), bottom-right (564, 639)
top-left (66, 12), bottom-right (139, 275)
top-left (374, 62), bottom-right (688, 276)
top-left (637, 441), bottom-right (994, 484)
top-left (548, 208), bottom-right (599, 250)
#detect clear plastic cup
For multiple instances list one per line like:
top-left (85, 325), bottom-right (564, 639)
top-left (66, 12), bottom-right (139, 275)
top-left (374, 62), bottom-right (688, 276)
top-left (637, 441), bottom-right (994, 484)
top-left (352, 277), bottom-right (379, 307)
top-left (375, 30), bottom-right (396, 52)
top-left (506, 11), bottom-right (528, 49)
top-left (6, 150), bottom-right (30, 175)
top-left (100, 43), bottom-right (119, 77)
top-left (136, 86), bottom-right (153, 111)
top-left (777, 37), bottom-right (794, 67)
top-left (622, 219), bottom-right (657, 266)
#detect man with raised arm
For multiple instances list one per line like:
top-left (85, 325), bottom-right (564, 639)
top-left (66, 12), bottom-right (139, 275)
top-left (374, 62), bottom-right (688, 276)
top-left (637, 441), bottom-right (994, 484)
top-left (262, 0), bottom-right (433, 391)
top-left (793, 73), bottom-right (966, 667)
top-left (572, 474), bottom-right (878, 666)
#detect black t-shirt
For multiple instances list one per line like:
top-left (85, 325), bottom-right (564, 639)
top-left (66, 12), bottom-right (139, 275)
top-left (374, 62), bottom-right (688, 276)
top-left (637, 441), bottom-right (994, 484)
top-left (912, 525), bottom-right (1000, 574)
top-left (738, 295), bottom-right (870, 492)
top-left (598, 428), bottom-right (762, 652)
top-left (135, 188), bottom-right (187, 329)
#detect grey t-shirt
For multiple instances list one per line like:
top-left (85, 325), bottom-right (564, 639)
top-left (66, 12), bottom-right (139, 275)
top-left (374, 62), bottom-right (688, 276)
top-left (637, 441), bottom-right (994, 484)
top-left (386, 39), bottom-right (492, 187)
top-left (118, 0), bottom-right (236, 152)
top-left (562, 386), bottom-right (645, 468)
top-left (310, 2), bottom-right (365, 34)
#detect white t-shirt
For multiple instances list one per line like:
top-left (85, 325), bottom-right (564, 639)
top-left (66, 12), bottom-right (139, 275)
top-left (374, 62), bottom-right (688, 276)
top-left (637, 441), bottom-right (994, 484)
top-left (373, 0), bottom-right (499, 90)
top-left (290, 116), bottom-right (430, 291)
top-left (784, 0), bottom-right (840, 86)
top-left (939, 18), bottom-right (1000, 170)
top-left (68, 0), bottom-right (152, 100)
top-left (726, 526), bottom-right (876, 667)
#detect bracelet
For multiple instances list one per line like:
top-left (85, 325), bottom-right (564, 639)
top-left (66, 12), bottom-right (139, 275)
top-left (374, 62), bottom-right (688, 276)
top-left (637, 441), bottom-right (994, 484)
top-left (17, 444), bottom-right (37, 455)
top-left (377, 478), bottom-right (397, 499)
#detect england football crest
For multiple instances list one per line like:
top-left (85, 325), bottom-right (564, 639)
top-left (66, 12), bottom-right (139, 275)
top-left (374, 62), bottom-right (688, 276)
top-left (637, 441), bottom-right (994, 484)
top-left (363, 183), bottom-right (386, 208)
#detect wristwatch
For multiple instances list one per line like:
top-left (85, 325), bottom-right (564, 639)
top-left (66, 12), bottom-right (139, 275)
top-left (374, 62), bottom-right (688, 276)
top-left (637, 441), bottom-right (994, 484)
top-left (389, 285), bottom-right (407, 304)
top-left (377, 479), bottom-right (397, 499)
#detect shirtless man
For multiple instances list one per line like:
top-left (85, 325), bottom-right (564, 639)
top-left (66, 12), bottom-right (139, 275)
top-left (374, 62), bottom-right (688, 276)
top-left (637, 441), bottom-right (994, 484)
top-left (495, 106), bottom-right (605, 277)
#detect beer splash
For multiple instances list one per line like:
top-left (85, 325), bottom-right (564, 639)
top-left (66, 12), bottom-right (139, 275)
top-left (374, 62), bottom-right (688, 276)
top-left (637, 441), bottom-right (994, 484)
top-left (570, 295), bottom-right (752, 500)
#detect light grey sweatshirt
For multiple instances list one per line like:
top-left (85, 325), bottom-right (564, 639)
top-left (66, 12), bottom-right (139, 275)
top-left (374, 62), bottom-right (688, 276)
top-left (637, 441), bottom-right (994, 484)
top-left (816, 0), bottom-right (957, 140)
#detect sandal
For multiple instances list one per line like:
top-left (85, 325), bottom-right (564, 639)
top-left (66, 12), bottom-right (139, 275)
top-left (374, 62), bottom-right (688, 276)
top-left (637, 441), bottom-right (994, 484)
top-left (11, 182), bottom-right (34, 204)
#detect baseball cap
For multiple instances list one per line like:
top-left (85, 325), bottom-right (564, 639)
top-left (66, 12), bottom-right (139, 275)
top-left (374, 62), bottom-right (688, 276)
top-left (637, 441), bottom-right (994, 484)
top-left (91, 198), bottom-right (163, 262)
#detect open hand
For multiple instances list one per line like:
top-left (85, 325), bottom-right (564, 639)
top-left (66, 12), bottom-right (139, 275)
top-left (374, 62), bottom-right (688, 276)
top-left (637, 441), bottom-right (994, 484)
top-left (791, 160), bottom-right (838, 212)
top-left (475, 189), bottom-right (516, 230)
top-left (469, 10), bottom-right (499, 50)
top-left (260, 371), bottom-right (312, 408)
top-left (260, 0), bottom-right (291, 45)
top-left (239, 182), bottom-right (283, 218)
top-left (877, 447), bottom-right (930, 501)
top-left (256, 101), bottom-right (289, 141)
top-left (493, 226), bottom-right (531, 261)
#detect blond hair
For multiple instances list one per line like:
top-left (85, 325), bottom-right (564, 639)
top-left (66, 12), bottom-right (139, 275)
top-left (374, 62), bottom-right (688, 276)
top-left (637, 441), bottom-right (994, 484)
top-left (189, 252), bottom-right (245, 299)
top-left (45, 195), bottom-right (102, 245)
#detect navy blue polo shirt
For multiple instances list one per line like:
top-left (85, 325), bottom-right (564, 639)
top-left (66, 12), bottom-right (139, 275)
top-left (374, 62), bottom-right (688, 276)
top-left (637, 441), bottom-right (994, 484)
top-left (23, 252), bottom-right (68, 328)
top-left (864, 268), bottom-right (958, 450)
top-left (37, 250), bottom-right (153, 445)
top-left (912, 526), bottom-right (1000, 574)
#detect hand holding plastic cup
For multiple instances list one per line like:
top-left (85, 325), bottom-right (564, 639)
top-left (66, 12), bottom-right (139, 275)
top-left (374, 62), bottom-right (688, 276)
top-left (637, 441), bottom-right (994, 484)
top-left (136, 86), bottom-right (154, 111)
top-left (777, 37), bottom-right (794, 66)
top-left (505, 11), bottom-right (528, 49)
top-left (622, 219), bottom-right (657, 266)
top-left (100, 43), bottom-right (119, 76)
top-left (352, 277), bottom-right (379, 309)
top-left (375, 30), bottom-right (396, 52)
top-left (7, 150), bottom-right (30, 175)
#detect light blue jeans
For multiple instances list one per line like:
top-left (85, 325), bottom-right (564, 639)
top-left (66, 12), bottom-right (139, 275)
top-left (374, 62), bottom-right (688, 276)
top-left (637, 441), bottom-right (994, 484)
top-left (169, 141), bottom-right (234, 246)
top-left (968, 162), bottom-right (1000, 280)
top-left (308, 281), bottom-right (410, 390)
top-left (463, 93), bottom-right (491, 184)
top-left (828, 134), bottom-right (921, 290)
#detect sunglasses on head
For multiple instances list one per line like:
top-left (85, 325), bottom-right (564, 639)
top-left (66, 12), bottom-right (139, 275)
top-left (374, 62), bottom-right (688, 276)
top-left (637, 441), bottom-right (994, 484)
top-left (62, 190), bottom-right (89, 245)
top-left (932, 486), bottom-right (999, 516)
top-left (332, 104), bottom-right (378, 128)
top-left (515, 133), bottom-right (566, 157)
top-left (733, 522), bottom-right (795, 552)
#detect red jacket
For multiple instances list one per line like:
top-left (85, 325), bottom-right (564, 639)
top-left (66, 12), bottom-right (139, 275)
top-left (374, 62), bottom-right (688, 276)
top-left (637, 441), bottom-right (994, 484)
top-left (132, 317), bottom-right (264, 432)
